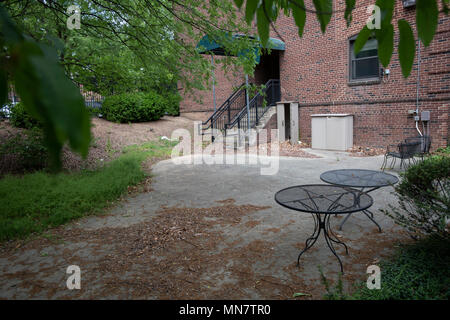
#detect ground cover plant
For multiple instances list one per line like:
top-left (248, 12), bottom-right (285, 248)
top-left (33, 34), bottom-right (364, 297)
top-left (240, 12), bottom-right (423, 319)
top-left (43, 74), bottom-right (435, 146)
top-left (0, 139), bottom-right (177, 241)
top-left (350, 236), bottom-right (450, 300)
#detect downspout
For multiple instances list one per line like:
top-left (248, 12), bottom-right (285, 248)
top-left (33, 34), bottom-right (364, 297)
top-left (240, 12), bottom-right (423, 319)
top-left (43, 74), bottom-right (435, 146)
top-left (415, 40), bottom-right (423, 136)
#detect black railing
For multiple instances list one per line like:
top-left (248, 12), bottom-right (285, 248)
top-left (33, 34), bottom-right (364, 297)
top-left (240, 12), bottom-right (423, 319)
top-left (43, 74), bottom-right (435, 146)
top-left (225, 79), bottom-right (280, 135)
top-left (202, 79), bottom-right (280, 141)
top-left (201, 82), bottom-right (246, 134)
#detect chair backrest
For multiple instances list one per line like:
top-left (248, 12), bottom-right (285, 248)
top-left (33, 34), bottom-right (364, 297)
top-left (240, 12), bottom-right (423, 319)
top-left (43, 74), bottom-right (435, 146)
top-left (399, 141), bottom-right (421, 158)
top-left (405, 135), bottom-right (432, 154)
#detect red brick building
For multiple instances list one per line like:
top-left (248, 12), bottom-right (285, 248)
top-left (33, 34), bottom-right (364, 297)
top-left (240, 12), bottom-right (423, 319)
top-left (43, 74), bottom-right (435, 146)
top-left (180, 1), bottom-right (450, 149)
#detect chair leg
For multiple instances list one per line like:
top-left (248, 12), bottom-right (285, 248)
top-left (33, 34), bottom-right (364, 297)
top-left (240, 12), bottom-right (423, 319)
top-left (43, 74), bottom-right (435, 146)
top-left (390, 157), bottom-right (396, 169)
top-left (381, 155), bottom-right (388, 170)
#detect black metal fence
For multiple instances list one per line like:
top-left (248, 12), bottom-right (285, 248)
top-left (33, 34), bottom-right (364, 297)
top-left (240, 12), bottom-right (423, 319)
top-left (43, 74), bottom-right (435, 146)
top-left (82, 92), bottom-right (104, 110)
top-left (1, 88), bottom-right (103, 118)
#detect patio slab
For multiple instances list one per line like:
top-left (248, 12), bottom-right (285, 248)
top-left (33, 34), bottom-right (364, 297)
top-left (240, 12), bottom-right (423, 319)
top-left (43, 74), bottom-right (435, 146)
top-left (0, 151), bottom-right (408, 299)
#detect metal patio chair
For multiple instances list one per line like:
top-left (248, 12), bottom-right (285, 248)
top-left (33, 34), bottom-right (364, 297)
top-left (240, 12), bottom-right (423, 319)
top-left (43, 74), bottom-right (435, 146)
top-left (405, 135), bottom-right (432, 161)
top-left (381, 140), bottom-right (422, 170)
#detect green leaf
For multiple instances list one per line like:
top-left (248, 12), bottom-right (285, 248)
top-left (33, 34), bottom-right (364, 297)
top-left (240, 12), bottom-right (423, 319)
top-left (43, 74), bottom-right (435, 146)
top-left (293, 292), bottom-right (311, 297)
top-left (344, 0), bottom-right (356, 27)
top-left (234, 0), bottom-right (244, 9)
top-left (0, 67), bottom-right (7, 107)
top-left (375, 23), bottom-right (394, 68)
top-left (290, 0), bottom-right (306, 37)
top-left (256, 6), bottom-right (270, 47)
top-left (264, 0), bottom-right (277, 21)
top-left (312, 0), bottom-right (332, 33)
top-left (354, 26), bottom-right (372, 55)
top-left (13, 41), bottom-right (91, 169)
top-left (398, 20), bottom-right (416, 78)
top-left (0, 6), bottom-right (23, 44)
top-left (416, 0), bottom-right (439, 47)
top-left (245, 0), bottom-right (259, 24)
top-left (375, 0), bottom-right (395, 28)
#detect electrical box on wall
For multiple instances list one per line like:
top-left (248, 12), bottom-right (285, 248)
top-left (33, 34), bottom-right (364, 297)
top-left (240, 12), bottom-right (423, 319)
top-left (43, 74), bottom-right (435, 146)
top-left (421, 111), bottom-right (430, 121)
top-left (402, 0), bottom-right (416, 8)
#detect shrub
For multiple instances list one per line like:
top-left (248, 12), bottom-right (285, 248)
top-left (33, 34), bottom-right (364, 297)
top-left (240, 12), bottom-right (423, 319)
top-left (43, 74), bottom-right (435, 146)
top-left (383, 156), bottom-right (450, 239)
top-left (435, 146), bottom-right (450, 155)
top-left (101, 92), bottom-right (166, 123)
top-left (0, 128), bottom-right (48, 173)
top-left (162, 92), bottom-right (181, 116)
top-left (9, 102), bottom-right (41, 129)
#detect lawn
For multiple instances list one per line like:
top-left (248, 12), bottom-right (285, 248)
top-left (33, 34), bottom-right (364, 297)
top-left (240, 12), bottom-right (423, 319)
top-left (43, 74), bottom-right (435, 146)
top-left (0, 139), bottom-right (177, 241)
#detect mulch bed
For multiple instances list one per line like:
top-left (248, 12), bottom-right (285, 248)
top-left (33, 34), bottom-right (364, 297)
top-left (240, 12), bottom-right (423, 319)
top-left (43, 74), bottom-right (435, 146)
top-left (347, 146), bottom-right (386, 157)
top-left (227, 141), bottom-right (319, 158)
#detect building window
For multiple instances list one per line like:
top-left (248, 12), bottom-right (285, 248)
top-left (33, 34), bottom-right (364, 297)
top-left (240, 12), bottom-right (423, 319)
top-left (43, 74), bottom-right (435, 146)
top-left (349, 38), bottom-right (379, 81)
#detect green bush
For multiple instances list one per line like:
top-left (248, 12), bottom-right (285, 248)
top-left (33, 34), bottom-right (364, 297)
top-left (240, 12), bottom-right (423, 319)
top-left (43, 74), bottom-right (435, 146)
top-left (383, 156), bottom-right (450, 239)
top-left (435, 146), bottom-right (450, 155)
top-left (162, 92), bottom-right (181, 116)
top-left (9, 102), bottom-right (41, 129)
top-left (0, 128), bottom-right (48, 173)
top-left (101, 92), bottom-right (166, 123)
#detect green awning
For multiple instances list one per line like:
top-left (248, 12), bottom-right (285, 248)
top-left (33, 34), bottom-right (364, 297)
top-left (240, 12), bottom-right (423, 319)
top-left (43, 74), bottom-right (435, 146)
top-left (196, 34), bottom-right (285, 63)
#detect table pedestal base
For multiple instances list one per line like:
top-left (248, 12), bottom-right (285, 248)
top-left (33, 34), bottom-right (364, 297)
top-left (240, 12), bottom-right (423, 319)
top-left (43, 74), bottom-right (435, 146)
top-left (297, 213), bottom-right (348, 273)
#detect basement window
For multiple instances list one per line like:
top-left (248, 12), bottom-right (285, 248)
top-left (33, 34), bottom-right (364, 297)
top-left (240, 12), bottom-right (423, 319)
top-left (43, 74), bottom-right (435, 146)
top-left (349, 38), bottom-right (380, 82)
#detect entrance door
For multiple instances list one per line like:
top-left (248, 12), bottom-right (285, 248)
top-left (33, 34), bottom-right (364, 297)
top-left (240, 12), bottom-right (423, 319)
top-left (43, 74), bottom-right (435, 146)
top-left (253, 51), bottom-right (280, 85)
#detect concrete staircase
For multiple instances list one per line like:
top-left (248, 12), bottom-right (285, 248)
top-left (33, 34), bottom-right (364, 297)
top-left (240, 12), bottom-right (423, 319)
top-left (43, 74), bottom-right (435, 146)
top-left (212, 105), bottom-right (276, 149)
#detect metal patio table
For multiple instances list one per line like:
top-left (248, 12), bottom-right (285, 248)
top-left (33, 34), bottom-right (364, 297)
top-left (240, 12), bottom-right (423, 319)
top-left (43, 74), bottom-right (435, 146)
top-left (320, 169), bottom-right (399, 232)
top-left (275, 184), bottom-right (373, 273)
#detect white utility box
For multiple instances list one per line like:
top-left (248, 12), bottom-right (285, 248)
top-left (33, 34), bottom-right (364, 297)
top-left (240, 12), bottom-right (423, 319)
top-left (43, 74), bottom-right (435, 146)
top-left (311, 114), bottom-right (353, 151)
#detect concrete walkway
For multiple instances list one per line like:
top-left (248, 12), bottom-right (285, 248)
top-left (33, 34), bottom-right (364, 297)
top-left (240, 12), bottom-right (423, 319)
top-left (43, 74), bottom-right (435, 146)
top-left (0, 150), bottom-right (407, 299)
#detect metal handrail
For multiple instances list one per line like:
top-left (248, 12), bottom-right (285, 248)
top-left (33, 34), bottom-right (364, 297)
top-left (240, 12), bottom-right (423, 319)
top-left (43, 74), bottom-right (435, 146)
top-left (201, 79), bottom-right (280, 142)
top-left (226, 79), bottom-right (280, 130)
top-left (201, 82), bottom-right (246, 131)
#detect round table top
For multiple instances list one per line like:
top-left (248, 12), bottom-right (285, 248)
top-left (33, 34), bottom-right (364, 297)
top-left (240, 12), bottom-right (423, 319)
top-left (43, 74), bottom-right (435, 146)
top-left (320, 169), bottom-right (399, 188)
top-left (274, 184), bottom-right (373, 214)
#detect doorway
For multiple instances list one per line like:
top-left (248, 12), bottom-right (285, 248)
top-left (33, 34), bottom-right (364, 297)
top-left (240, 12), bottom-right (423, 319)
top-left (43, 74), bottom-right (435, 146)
top-left (253, 50), bottom-right (280, 85)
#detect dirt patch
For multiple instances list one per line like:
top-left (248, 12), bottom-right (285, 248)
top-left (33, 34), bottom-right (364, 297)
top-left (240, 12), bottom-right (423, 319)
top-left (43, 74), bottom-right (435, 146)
top-left (62, 116), bottom-right (194, 171)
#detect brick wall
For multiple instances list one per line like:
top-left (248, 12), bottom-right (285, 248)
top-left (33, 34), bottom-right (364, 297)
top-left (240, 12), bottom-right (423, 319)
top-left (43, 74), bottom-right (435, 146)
top-left (179, 56), bottom-right (245, 113)
top-left (181, 0), bottom-right (450, 148)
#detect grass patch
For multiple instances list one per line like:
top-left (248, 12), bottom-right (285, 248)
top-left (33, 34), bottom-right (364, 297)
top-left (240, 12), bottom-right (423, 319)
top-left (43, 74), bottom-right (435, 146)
top-left (0, 139), bottom-right (177, 242)
top-left (350, 236), bottom-right (450, 300)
